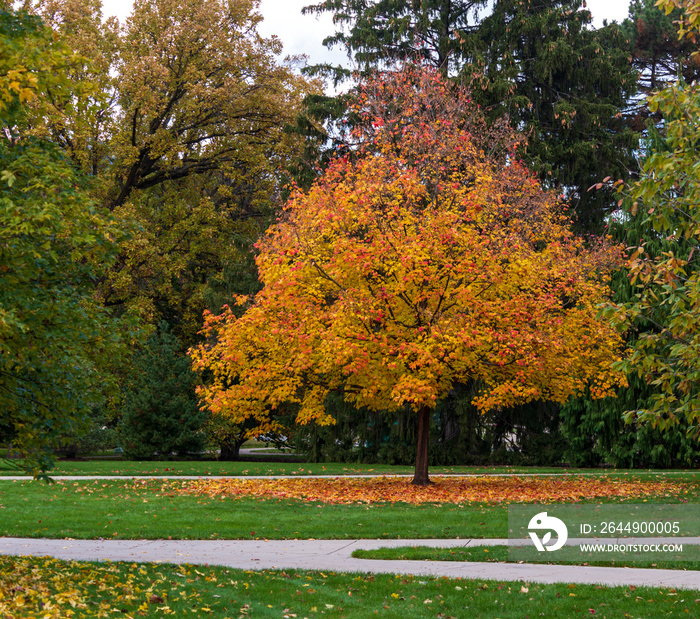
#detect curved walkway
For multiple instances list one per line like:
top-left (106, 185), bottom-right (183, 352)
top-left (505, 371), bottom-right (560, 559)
top-left (1, 537), bottom-right (699, 590)
top-left (2, 474), bottom-right (698, 590)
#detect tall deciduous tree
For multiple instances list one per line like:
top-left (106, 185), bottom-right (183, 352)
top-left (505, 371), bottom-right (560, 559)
top-left (23, 0), bottom-right (319, 342)
top-left (191, 68), bottom-right (624, 485)
top-left (111, 0), bottom-right (307, 209)
top-left (17, 0), bottom-right (120, 182)
top-left (606, 0), bottom-right (700, 441)
top-left (0, 9), bottom-right (131, 474)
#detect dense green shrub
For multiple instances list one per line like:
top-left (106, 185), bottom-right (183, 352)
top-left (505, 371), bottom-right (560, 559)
top-left (561, 379), bottom-right (700, 468)
top-left (52, 408), bottom-right (119, 459)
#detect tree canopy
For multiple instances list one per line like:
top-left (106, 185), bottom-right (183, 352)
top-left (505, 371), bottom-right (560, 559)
top-left (607, 0), bottom-right (700, 440)
top-left (0, 9), bottom-right (131, 473)
top-left (22, 0), bottom-right (319, 342)
top-left (191, 68), bottom-right (625, 484)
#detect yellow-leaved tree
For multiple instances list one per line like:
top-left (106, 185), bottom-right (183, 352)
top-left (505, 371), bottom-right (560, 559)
top-left (191, 67), bottom-right (625, 484)
top-left (21, 0), bottom-right (319, 341)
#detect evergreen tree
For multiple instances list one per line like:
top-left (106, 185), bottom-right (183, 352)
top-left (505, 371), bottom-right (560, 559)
top-left (119, 323), bottom-right (207, 460)
top-left (561, 230), bottom-right (700, 468)
top-left (560, 119), bottom-right (700, 468)
top-left (298, 385), bottom-right (565, 466)
top-left (470, 0), bottom-right (638, 233)
top-left (304, 0), bottom-right (638, 233)
top-left (621, 0), bottom-right (700, 132)
top-left (561, 376), bottom-right (700, 467)
top-left (624, 0), bottom-right (700, 98)
top-left (303, 0), bottom-right (487, 75)
top-left (606, 67), bottom-right (700, 441)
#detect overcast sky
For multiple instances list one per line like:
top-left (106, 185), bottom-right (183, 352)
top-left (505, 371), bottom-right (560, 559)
top-left (102, 0), bottom-right (635, 89)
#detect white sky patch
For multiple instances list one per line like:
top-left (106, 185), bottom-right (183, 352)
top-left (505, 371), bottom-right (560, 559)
top-left (257, 0), bottom-right (349, 68)
top-left (586, 0), bottom-right (631, 26)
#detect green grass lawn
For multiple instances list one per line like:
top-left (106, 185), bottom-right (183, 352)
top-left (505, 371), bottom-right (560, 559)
top-left (0, 458), bottom-right (633, 476)
top-left (351, 545), bottom-right (700, 570)
top-left (0, 479), bottom-right (503, 539)
top-left (2, 555), bottom-right (698, 618)
top-left (1, 475), bottom-right (698, 540)
top-left (2, 457), bottom-right (699, 478)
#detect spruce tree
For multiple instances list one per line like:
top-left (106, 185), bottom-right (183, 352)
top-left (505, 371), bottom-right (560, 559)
top-left (119, 323), bottom-right (207, 459)
top-left (303, 0), bottom-right (487, 75)
top-left (469, 0), bottom-right (638, 232)
top-left (304, 0), bottom-right (638, 233)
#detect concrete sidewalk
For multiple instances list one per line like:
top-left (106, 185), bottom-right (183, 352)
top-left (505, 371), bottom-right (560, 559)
top-left (2, 537), bottom-right (699, 590)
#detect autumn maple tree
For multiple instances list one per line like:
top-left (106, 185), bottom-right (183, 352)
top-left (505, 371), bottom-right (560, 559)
top-left (191, 68), bottom-right (624, 485)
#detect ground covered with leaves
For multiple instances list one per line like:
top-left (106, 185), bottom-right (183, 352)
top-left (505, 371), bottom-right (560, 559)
top-left (178, 475), bottom-right (683, 505)
top-left (1, 555), bottom-right (698, 618)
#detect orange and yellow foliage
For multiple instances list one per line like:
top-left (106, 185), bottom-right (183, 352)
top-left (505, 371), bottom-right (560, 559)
top-left (190, 67), bottom-right (625, 440)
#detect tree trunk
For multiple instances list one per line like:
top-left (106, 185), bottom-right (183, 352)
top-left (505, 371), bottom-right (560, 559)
top-left (219, 438), bottom-right (243, 461)
top-left (412, 406), bottom-right (432, 485)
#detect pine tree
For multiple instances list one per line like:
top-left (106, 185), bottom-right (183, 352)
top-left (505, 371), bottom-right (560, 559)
top-left (621, 0), bottom-right (700, 132)
top-left (624, 0), bottom-right (700, 97)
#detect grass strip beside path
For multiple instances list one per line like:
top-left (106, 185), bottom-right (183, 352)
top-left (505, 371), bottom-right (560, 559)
top-left (2, 555), bottom-right (698, 618)
top-left (0, 479), bottom-right (505, 540)
top-left (0, 459), bottom-right (567, 477)
top-left (351, 546), bottom-right (700, 571)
